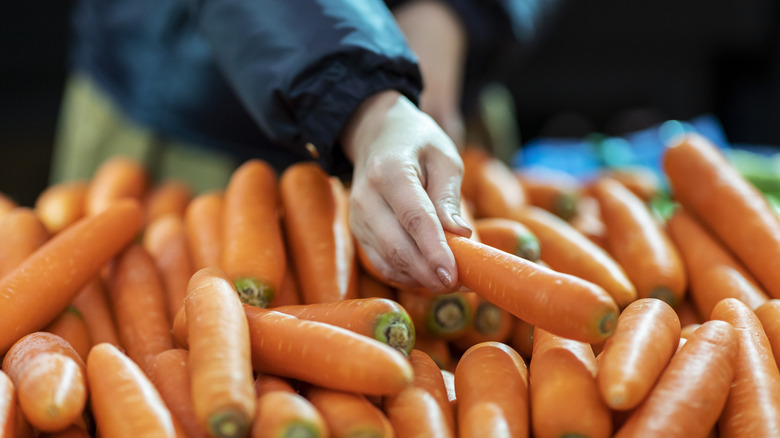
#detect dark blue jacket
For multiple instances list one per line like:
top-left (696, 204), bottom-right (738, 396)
top-left (70, 0), bottom-right (556, 174)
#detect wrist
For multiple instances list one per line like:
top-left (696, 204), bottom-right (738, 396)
top-left (340, 90), bottom-right (405, 163)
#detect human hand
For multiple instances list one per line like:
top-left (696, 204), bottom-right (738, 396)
top-left (340, 90), bottom-right (472, 292)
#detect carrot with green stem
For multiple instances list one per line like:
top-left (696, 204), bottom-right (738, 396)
top-left (0, 207), bottom-right (50, 278)
top-left (592, 177), bottom-right (687, 307)
top-left (271, 297), bottom-right (415, 355)
top-left (34, 180), bottom-right (88, 235)
top-left (710, 297), bottom-right (780, 437)
top-left (614, 319), bottom-right (738, 438)
top-left (755, 299), bottom-right (780, 370)
top-left (0, 199), bottom-right (143, 354)
top-left (397, 288), bottom-right (472, 340)
top-left (251, 375), bottom-right (327, 438)
top-left (87, 342), bottom-right (178, 438)
top-left (515, 166), bottom-right (581, 221)
top-left (44, 306), bottom-right (91, 362)
top-left (597, 298), bottom-right (681, 411)
top-left (663, 133), bottom-right (780, 298)
top-left (446, 232), bottom-right (619, 344)
top-left (512, 205), bottom-right (636, 308)
top-left (474, 217), bottom-right (540, 262)
top-left (222, 159), bottom-right (285, 307)
top-left (0, 371), bottom-right (15, 438)
top-left (2, 332), bottom-right (87, 432)
top-left (185, 267), bottom-right (256, 438)
top-left (143, 179), bottom-right (192, 224)
top-left (305, 386), bottom-right (394, 438)
top-left (85, 156), bottom-right (148, 216)
top-left (185, 190), bottom-right (223, 271)
top-left (70, 277), bottom-right (120, 347)
top-left (280, 162), bottom-right (358, 304)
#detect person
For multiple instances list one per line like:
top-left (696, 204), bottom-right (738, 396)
top-left (53, 0), bottom-right (559, 292)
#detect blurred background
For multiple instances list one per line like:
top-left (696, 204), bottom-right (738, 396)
top-left (1, 0), bottom-right (779, 206)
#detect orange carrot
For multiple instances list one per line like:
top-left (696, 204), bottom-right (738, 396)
top-left (268, 258), bottom-right (302, 307)
top-left (447, 232), bottom-right (619, 344)
top-left (755, 299), bottom-right (780, 371)
top-left (597, 298), bottom-right (681, 410)
top-left (143, 214), bottom-right (196, 323)
top-left (0, 207), bottom-right (49, 278)
top-left (453, 292), bottom-right (514, 351)
top-left (185, 267), bottom-right (256, 438)
top-left (280, 162), bottom-right (358, 304)
top-left (0, 192), bottom-right (16, 220)
top-left (2, 332), bottom-right (86, 432)
top-left (184, 190), bottom-right (223, 271)
top-left (251, 376), bottom-right (327, 438)
top-left (474, 217), bottom-right (540, 262)
top-left (515, 167), bottom-right (581, 220)
top-left (305, 386), bottom-right (394, 438)
top-left (675, 296), bottom-right (704, 327)
top-left (85, 156), bottom-right (148, 216)
top-left (512, 206), bottom-right (636, 308)
top-left (508, 318), bottom-right (534, 360)
top-left (87, 342), bottom-right (178, 438)
top-left (569, 194), bottom-right (607, 248)
top-left (532, 329), bottom-right (611, 438)
top-left (37, 425), bottom-right (90, 438)
top-left (271, 297), bottom-right (415, 355)
top-left (614, 319), bottom-right (738, 438)
top-left (460, 146), bottom-right (526, 219)
top-left (459, 401), bottom-right (511, 438)
top-left (171, 306), bottom-right (188, 349)
top-left (146, 349), bottom-right (211, 438)
top-left (667, 208), bottom-right (769, 317)
top-left (70, 277), bottom-right (120, 347)
top-left (397, 288), bottom-right (472, 340)
top-left (108, 243), bottom-right (173, 369)
top-left (593, 177), bottom-right (687, 306)
top-left (0, 371), bottom-right (15, 438)
top-left (0, 199), bottom-right (143, 354)
top-left (413, 335), bottom-right (453, 371)
top-left (222, 159), bottom-right (285, 307)
top-left (357, 267), bottom-right (396, 300)
top-left (34, 180), bottom-right (88, 235)
top-left (245, 305), bottom-right (413, 396)
top-left (663, 133), bottom-right (780, 298)
top-left (601, 165), bottom-right (662, 202)
top-left (710, 297), bottom-right (780, 437)
top-left (143, 179), bottom-right (192, 224)
top-left (456, 342), bottom-right (529, 438)
top-left (44, 306), bottom-right (91, 362)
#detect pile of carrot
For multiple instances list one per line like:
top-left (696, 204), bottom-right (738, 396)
top-left (1, 132), bottom-right (780, 437)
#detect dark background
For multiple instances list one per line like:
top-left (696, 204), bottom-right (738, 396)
top-left (1, 0), bottom-right (779, 206)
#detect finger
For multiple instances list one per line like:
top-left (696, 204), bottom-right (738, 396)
top-left (421, 147), bottom-right (472, 238)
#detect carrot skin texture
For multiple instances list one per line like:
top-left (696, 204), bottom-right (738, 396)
top-left (70, 277), bottom-right (121, 347)
top-left (306, 387), bottom-right (394, 438)
top-left (44, 306), bottom-right (92, 362)
top-left (614, 319), bottom-right (738, 438)
top-left (515, 167), bottom-right (582, 221)
top-left (460, 146), bottom-right (526, 219)
top-left (0, 199), bottom-right (143, 354)
top-left (85, 156), bottom-right (148, 216)
top-left (474, 217), bottom-right (541, 262)
top-left (245, 305), bottom-right (413, 396)
top-left (185, 191), bottom-right (224, 271)
top-left (251, 390), bottom-right (328, 438)
top-left (447, 232), bottom-right (619, 344)
top-left (0, 371), bottom-right (13, 438)
top-left (710, 298), bottom-right (780, 437)
top-left (755, 299), bottom-right (780, 371)
top-left (0, 207), bottom-right (50, 278)
top-left (456, 342), bottom-right (529, 438)
top-left (34, 180), bottom-right (88, 235)
top-left (143, 179), bottom-right (192, 224)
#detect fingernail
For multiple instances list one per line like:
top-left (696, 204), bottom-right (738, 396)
top-left (452, 214), bottom-right (472, 232)
top-left (436, 266), bottom-right (453, 289)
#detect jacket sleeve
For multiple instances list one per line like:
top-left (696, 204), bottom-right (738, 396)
top-left (183, 0), bottom-right (423, 174)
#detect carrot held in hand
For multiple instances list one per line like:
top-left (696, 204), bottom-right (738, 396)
top-left (185, 267), bottom-right (256, 438)
top-left (0, 199), bottom-right (143, 354)
top-left (446, 232), bottom-right (619, 344)
top-left (185, 190), bottom-right (224, 271)
top-left (597, 298), bottom-right (681, 410)
top-left (222, 159), bottom-right (285, 307)
top-left (34, 180), bottom-right (88, 235)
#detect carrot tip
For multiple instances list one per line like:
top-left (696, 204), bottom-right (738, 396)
top-left (649, 287), bottom-right (678, 308)
top-left (281, 423), bottom-right (321, 438)
top-left (516, 234), bottom-right (541, 262)
top-left (429, 295), bottom-right (470, 336)
top-left (553, 192), bottom-right (579, 221)
top-left (208, 408), bottom-right (250, 438)
top-left (233, 277), bottom-right (274, 308)
top-left (599, 311), bottom-right (618, 337)
top-left (375, 313), bottom-right (415, 355)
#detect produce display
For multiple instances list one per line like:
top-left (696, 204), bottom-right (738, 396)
top-left (1, 132), bottom-right (780, 437)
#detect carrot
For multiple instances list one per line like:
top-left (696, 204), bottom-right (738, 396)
top-left (143, 179), bottom-right (193, 224)
top-left (2, 332), bottom-right (86, 432)
top-left (453, 292), bottom-right (514, 351)
top-left (597, 298), bottom-right (681, 410)
top-left (459, 401), bottom-right (511, 438)
top-left (171, 306), bottom-right (188, 349)
top-left (614, 319), bottom-right (738, 438)
top-left (87, 342), bottom-right (178, 438)
top-left (447, 232), bottom-right (619, 344)
top-left (675, 296), bottom-right (704, 327)
top-left (508, 318), bottom-right (534, 360)
top-left (474, 217), bottom-right (540, 262)
top-left (271, 297), bottom-right (415, 355)
top-left (184, 190), bottom-right (224, 271)
top-left (280, 162), bottom-right (358, 303)
top-left (85, 156), bottom-right (148, 216)
top-left (185, 267), bottom-right (256, 438)
top-left (143, 214), bottom-right (196, 323)
top-left (146, 349), bottom-right (211, 438)
top-left (663, 133), bottom-right (780, 298)
top-left (592, 177), bottom-right (686, 306)
top-left (0, 207), bottom-right (50, 278)
top-left (0, 199), bottom-right (143, 354)
top-left (456, 342), bottom-right (529, 438)
top-left (34, 180), bottom-right (88, 235)
top-left (710, 297), bottom-right (780, 437)
top-left (0, 371), bottom-right (15, 438)
top-left (222, 159), bottom-right (285, 307)
top-left (37, 425), bottom-right (90, 438)
top-left (512, 206), bottom-right (636, 308)
top-left (245, 304), bottom-right (413, 395)
top-left (252, 376), bottom-right (327, 438)
top-left (755, 299), bottom-right (780, 370)
top-left (667, 207), bottom-right (768, 317)
top-left (515, 166), bottom-right (581, 220)
top-left (305, 386), bottom-right (394, 438)
top-left (569, 194), bottom-right (607, 248)
top-left (70, 277), bottom-right (120, 347)
top-left (357, 267), bottom-right (396, 300)
top-left (460, 146), bottom-right (526, 219)
top-left (413, 335), bottom-right (453, 371)
top-left (397, 288), bottom-right (472, 340)
top-left (108, 243), bottom-right (173, 369)
top-left (0, 192), bottom-right (16, 220)
top-left (601, 165), bottom-right (662, 202)
top-left (44, 306), bottom-right (91, 362)
top-left (268, 258), bottom-right (302, 307)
